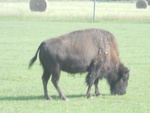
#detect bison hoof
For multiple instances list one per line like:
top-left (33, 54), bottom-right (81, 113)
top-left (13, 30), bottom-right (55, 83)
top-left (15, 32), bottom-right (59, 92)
top-left (61, 96), bottom-right (69, 101)
top-left (64, 98), bottom-right (69, 101)
top-left (87, 96), bottom-right (94, 99)
top-left (95, 92), bottom-right (101, 97)
top-left (45, 95), bottom-right (52, 100)
top-left (86, 94), bottom-right (93, 99)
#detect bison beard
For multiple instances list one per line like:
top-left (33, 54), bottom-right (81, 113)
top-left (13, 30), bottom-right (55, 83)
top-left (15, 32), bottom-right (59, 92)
top-left (29, 28), bottom-right (130, 100)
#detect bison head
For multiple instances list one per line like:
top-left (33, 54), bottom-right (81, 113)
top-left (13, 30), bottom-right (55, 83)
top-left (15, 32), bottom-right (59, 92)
top-left (108, 64), bottom-right (130, 95)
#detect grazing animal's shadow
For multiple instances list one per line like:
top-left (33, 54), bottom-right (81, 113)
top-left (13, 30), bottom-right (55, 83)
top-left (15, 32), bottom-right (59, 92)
top-left (0, 94), bottom-right (111, 101)
top-left (0, 95), bottom-right (44, 101)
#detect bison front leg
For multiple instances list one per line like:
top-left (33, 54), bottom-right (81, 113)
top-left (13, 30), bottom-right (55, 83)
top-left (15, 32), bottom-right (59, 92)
top-left (86, 85), bottom-right (93, 99)
top-left (86, 72), bottom-right (97, 99)
top-left (51, 67), bottom-right (69, 101)
top-left (94, 78), bottom-right (101, 96)
top-left (42, 70), bottom-right (52, 100)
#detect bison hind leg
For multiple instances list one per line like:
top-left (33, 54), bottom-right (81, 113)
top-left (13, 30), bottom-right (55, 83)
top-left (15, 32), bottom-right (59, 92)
top-left (51, 66), bottom-right (69, 101)
top-left (42, 69), bottom-right (52, 100)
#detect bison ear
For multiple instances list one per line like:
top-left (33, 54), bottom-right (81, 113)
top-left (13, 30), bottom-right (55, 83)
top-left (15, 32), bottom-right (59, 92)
top-left (122, 67), bottom-right (130, 79)
top-left (119, 64), bottom-right (129, 77)
top-left (124, 67), bottom-right (131, 75)
top-left (124, 67), bottom-right (130, 74)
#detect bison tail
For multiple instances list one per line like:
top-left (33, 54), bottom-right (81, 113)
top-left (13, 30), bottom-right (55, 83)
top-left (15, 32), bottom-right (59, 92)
top-left (28, 43), bottom-right (42, 69)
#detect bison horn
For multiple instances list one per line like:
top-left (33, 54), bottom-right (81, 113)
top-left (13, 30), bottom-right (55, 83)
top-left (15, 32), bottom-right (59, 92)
top-left (128, 67), bottom-right (132, 72)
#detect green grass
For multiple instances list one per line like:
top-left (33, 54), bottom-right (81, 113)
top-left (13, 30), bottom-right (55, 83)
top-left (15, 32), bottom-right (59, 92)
top-left (0, 1), bottom-right (150, 113)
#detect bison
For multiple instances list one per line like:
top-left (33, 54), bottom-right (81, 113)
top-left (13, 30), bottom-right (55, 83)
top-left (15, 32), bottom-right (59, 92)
top-left (29, 28), bottom-right (130, 100)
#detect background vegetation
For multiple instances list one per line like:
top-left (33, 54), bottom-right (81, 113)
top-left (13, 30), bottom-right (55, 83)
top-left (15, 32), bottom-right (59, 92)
top-left (0, 1), bottom-right (150, 20)
top-left (0, 1), bottom-right (150, 113)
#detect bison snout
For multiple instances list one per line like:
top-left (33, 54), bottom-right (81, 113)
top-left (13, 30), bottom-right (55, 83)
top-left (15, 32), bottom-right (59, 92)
top-left (119, 90), bottom-right (126, 95)
top-left (111, 90), bottom-right (126, 95)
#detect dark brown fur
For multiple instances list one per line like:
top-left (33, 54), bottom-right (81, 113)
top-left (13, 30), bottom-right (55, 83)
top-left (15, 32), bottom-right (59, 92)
top-left (29, 28), bottom-right (130, 100)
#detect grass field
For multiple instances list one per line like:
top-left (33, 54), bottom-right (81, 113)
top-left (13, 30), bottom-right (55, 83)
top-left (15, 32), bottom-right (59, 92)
top-left (0, 1), bottom-right (150, 113)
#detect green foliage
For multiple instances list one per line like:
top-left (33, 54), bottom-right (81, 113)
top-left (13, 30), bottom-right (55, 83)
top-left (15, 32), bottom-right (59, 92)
top-left (0, 1), bottom-right (150, 113)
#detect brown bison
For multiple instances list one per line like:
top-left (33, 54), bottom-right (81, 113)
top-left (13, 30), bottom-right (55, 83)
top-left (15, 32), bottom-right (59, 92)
top-left (29, 28), bottom-right (130, 100)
